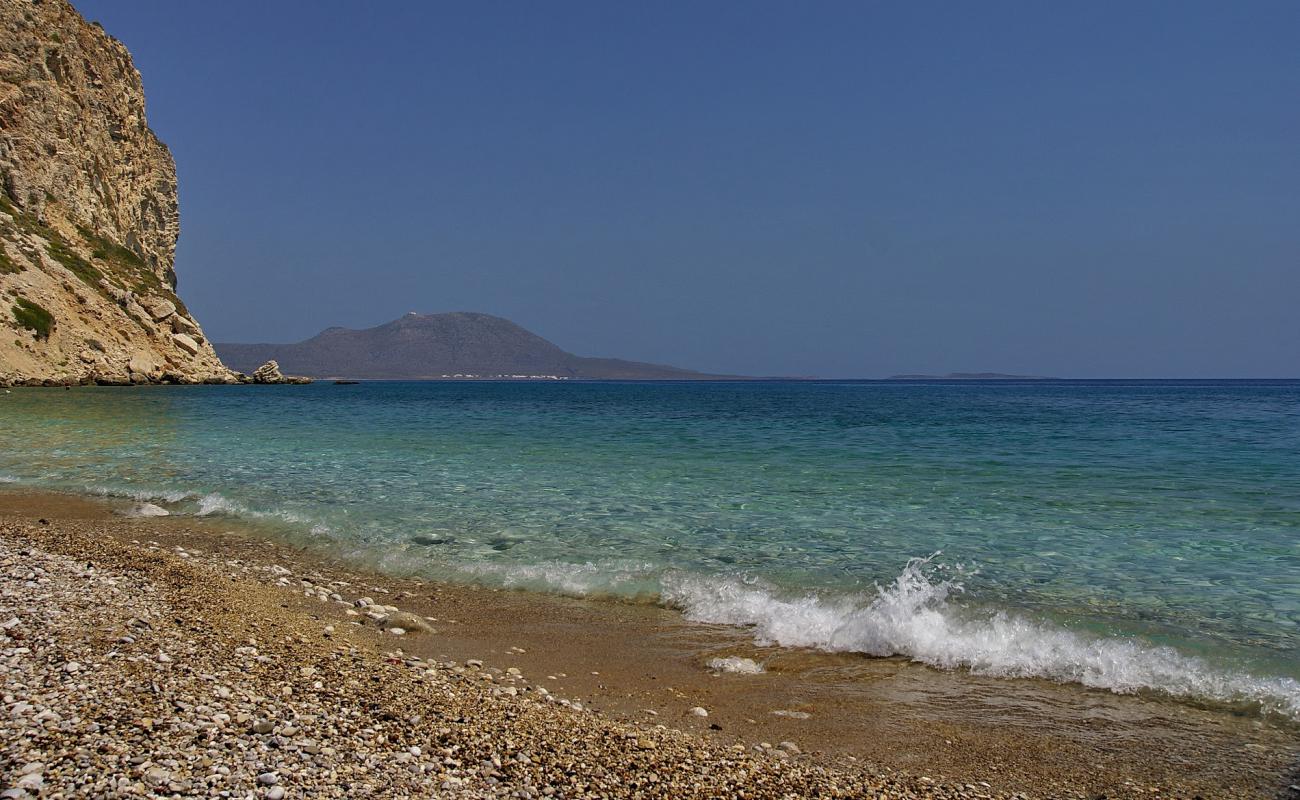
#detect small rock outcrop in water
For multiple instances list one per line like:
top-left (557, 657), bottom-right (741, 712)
top-left (250, 360), bottom-right (310, 385)
top-left (0, 1), bottom-right (235, 386)
top-left (251, 361), bottom-right (285, 384)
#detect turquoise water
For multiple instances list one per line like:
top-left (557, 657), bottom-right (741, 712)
top-left (1, 380), bottom-right (1298, 718)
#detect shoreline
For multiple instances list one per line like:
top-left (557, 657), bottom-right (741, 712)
top-left (2, 488), bottom-right (1297, 798)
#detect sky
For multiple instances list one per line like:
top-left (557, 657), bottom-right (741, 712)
top-left (75, 1), bottom-right (1299, 378)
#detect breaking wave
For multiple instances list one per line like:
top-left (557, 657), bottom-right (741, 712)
top-left (662, 554), bottom-right (1300, 721)
top-left (438, 553), bottom-right (1300, 720)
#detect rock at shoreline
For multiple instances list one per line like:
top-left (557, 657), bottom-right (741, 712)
top-left (121, 503), bottom-right (169, 518)
top-left (251, 360), bottom-right (285, 383)
top-left (250, 360), bottom-right (311, 385)
top-left (708, 656), bottom-right (765, 675)
top-left (380, 611), bottom-right (434, 634)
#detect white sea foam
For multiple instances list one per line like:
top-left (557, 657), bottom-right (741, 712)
top-left (0, 474), bottom-right (17, 484)
top-left (450, 554), bottom-right (1300, 720)
top-left (456, 559), bottom-right (661, 599)
top-left (196, 492), bottom-right (245, 516)
top-left (708, 656), bottom-right (765, 674)
top-left (84, 485), bottom-right (195, 504)
top-left (663, 554), bottom-right (1300, 721)
top-left (191, 493), bottom-right (324, 533)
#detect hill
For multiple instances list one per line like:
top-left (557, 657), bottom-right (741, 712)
top-left (216, 312), bottom-right (729, 380)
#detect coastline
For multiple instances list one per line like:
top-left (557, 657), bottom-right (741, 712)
top-left (2, 488), bottom-right (1296, 798)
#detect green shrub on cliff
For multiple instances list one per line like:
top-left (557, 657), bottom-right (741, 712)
top-left (44, 236), bottom-right (103, 286)
top-left (0, 189), bottom-right (181, 311)
top-left (78, 224), bottom-right (170, 298)
top-left (0, 194), bottom-right (101, 286)
top-left (0, 244), bottom-right (20, 275)
top-left (12, 297), bottom-right (53, 340)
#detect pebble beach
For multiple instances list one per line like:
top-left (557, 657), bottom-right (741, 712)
top-left (0, 513), bottom-right (1024, 800)
top-left (1, 493), bottom-right (1297, 799)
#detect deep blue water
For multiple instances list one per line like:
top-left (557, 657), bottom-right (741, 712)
top-left (1, 380), bottom-right (1297, 718)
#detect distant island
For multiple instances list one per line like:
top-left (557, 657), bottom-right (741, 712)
top-left (217, 312), bottom-right (734, 380)
top-left (887, 372), bottom-right (1057, 380)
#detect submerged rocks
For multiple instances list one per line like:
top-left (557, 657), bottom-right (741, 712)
top-left (121, 503), bottom-right (169, 518)
top-left (708, 656), bottom-right (765, 675)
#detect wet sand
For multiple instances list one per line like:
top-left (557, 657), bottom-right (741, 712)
top-left (2, 487), bottom-right (1297, 798)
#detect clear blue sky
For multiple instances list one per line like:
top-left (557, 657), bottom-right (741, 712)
top-left (75, 1), bottom-right (1298, 378)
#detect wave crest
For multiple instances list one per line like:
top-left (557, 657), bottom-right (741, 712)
top-left (663, 555), bottom-right (1300, 721)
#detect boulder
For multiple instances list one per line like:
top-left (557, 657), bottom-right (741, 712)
top-left (138, 296), bottom-right (176, 321)
top-left (127, 353), bottom-right (157, 377)
top-left (172, 333), bottom-right (200, 355)
top-left (171, 314), bottom-right (200, 336)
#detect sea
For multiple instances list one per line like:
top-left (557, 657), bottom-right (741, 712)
top-left (1, 379), bottom-right (1297, 722)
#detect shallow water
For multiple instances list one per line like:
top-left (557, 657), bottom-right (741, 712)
top-left (1, 379), bottom-right (1297, 719)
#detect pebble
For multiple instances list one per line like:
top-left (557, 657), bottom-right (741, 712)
top-left (689, 706), bottom-right (709, 717)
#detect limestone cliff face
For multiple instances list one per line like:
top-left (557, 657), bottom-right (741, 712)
top-left (0, 0), bottom-right (233, 384)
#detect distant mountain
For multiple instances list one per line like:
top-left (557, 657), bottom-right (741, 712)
top-left (216, 312), bottom-right (730, 380)
top-left (888, 372), bottom-right (1056, 380)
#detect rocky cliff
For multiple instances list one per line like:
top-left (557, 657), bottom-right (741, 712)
top-left (0, 0), bottom-right (233, 385)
